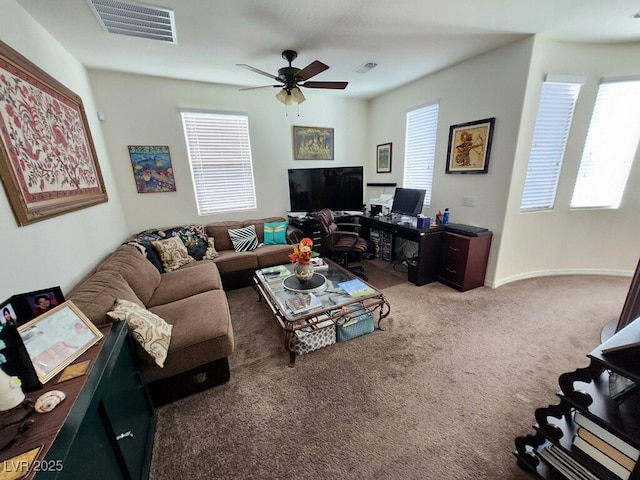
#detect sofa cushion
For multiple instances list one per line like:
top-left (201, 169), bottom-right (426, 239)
top-left (212, 250), bottom-right (259, 274)
top-left (96, 245), bottom-right (161, 304)
top-left (152, 236), bottom-right (196, 272)
top-left (67, 271), bottom-right (144, 326)
top-left (228, 225), bottom-right (260, 252)
top-left (206, 221), bottom-right (242, 252)
top-left (254, 244), bottom-right (295, 268)
top-left (107, 299), bottom-right (172, 368)
top-left (142, 290), bottom-right (234, 383)
top-left (264, 221), bottom-right (288, 245)
top-left (146, 261), bottom-right (223, 308)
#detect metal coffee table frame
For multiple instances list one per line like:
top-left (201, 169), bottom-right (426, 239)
top-left (253, 259), bottom-right (391, 367)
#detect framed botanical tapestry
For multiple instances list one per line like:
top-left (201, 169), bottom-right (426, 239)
top-left (292, 126), bottom-right (334, 160)
top-left (0, 41), bottom-right (107, 226)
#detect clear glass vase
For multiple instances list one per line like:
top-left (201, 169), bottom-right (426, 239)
top-left (293, 262), bottom-right (314, 283)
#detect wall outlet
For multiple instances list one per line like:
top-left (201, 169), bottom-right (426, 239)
top-left (462, 196), bottom-right (476, 207)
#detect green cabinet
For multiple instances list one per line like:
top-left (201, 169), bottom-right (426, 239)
top-left (37, 321), bottom-right (156, 479)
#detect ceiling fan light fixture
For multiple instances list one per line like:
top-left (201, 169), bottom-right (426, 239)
top-left (276, 87), bottom-right (305, 105)
top-left (290, 87), bottom-right (306, 104)
top-left (276, 88), bottom-right (292, 105)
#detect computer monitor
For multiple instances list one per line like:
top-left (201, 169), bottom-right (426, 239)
top-left (390, 188), bottom-right (426, 216)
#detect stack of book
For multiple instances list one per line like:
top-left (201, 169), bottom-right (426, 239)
top-left (310, 257), bottom-right (328, 271)
top-left (572, 411), bottom-right (638, 480)
top-left (536, 440), bottom-right (599, 480)
top-left (285, 293), bottom-right (323, 315)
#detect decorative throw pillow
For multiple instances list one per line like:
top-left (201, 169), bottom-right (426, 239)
top-left (203, 237), bottom-right (219, 259)
top-left (228, 225), bottom-right (260, 252)
top-left (107, 299), bottom-right (172, 368)
top-left (157, 225), bottom-right (208, 261)
top-left (152, 236), bottom-right (195, 272)
top-left (264, 221), bottom-right (288, 245)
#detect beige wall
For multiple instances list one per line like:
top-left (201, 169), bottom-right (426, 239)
top-left (497, 38), bottom-right (640, 286)
top-left (87, 71), bottom-right (369, 234)
top-left (0, 0), bottom-right (128, 297)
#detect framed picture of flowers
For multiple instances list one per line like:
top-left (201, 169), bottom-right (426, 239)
top-left (0, 40), bottom-right (107, 226)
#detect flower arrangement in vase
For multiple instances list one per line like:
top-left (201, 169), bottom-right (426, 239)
top-left (289, 237), bottom-right (316, 283)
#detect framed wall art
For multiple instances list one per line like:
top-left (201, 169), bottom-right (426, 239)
top-left (445, 117), bottom-right (495, 174)
top-left (376, 143), bottom-right (392, 173)
top-left (128, 145), bottom-right (176, 193)
top-left (18, 300), bottom-right (103, 384)
top-left (0, 40), bottom-right (107, 226)
top-left (292, 126), bottom-right (334, 160)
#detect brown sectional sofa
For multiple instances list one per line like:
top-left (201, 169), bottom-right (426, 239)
top-left (67, 216), bottom-right (300, 405)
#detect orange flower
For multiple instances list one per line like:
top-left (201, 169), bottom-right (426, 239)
top-left (289, 238), bottom-right (315, 265)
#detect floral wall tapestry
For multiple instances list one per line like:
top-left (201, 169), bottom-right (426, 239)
top-left (0, 41), bottom-right (107, 226)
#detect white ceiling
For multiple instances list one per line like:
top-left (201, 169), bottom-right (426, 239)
top-left (16, 0), bottom-right (640, 99)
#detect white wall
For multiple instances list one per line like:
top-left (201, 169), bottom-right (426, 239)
top-left (87, 71), bottom-right (369, 234)
top-left (369, 38), bottom-right (535, 284)
top-left (0, 0), bottom-right (128, 297)
top-left (497, 38), bottom-right (640, 286)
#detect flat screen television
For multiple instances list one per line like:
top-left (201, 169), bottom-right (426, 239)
top-left (391, 187), bottom-right (426, 216)
top-left (288, 166), bottom-right (364, 213)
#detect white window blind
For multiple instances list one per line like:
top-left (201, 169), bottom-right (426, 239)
top-left (571, 79), bottom-right (640, 209)
top-left (520, 76), bottom-right (583, 211)
top-left (181, 110), bottom-right (256, 215)
top-left (404, 102), bottom-right (440, 206)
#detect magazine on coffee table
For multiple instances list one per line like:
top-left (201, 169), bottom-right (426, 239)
top-left (285, 292), bottom-right (322, 315)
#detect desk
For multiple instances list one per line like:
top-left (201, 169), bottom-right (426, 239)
top-left (358, 214), bottom-right (445, 286)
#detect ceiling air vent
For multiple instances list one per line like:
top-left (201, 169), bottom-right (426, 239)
top-left (86, 0), bottom-right (176, 43)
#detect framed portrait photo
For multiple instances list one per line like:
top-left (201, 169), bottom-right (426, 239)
top-left (376, 143), bottom-right (392, 173)
top-left (445, 117), bottom-right (495, 174)
top-left (18, 300), bottom-right (103, 384)
top-left (10, 286), bottom-right (65, 325)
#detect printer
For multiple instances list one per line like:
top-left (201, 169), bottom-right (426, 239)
top-left (369, 194), bottom-right (393, 216)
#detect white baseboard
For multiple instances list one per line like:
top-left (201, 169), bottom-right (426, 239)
top-left (488, 268), bottom-right (633, 289)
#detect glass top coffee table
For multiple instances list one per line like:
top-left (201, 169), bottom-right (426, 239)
top-left (253, 258), bottom-right (390, 366)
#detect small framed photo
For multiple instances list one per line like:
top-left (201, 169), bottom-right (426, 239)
top-left (376, 143), bottom-right (392, 173)
top-left (445, 117), bottom-right (495, 174)
top-left (0, 298), bottom-right (19, 326)
top-left (18, 300), bottom-right (103, 384)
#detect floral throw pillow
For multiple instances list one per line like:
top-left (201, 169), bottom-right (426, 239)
top-left (203, 237), bottom-right (219, 259)
top-left (107, 299), bottom-right (172, 368)
top-left (228, 225), bottom-right (260, 252)
top-left (152, 236), bottom-right (195, 272)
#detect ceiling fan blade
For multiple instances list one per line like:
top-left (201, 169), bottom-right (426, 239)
top-left (295, 61), bottom-right (329, 81)
top-left (236, 64), bottom-right (279, 81)
top-left (302, 81), bottom-right (348, 90)
top-left (239, 85), bottom-right (280, 91)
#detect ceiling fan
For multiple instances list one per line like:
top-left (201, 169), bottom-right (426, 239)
top-left (237, 50), bottom-right (348, 105)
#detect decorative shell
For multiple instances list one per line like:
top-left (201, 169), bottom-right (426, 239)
top-left (35, 390), bottom-right (66, 413)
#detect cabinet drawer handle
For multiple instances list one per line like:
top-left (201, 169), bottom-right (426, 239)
top-left (448, 246), bottom-right (460, 252)
top-left (446, 268), bottom-right (457, 274)
top-left (116, 431), bottom-right (134, 440)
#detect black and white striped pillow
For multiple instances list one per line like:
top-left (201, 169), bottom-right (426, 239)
top-left (228, 225), bottom-right (260, 252)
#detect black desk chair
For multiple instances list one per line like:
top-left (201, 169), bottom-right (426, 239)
top-left (316, 208), bottom-right (368, 280)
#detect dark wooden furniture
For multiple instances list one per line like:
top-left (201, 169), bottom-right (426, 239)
top-left (0, 321), bottom-right (156, 479)
top-left (617, 258), bottom-right (640, 332)
top-left (515, 318), bottom-right (640, 480)
top-left (288, 216), bottom-right (324, 255)
top-left (438, 231), bottom-right (493, 292)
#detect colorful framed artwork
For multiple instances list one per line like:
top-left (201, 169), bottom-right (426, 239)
top-left (0, 41), bottom-right (108, 226)
top-left (376, 143), bottom-right (392, 173)
top-left (128, 145), bottom-right (176, 193)
top-left (445, 117), bottom-right (495, 174)
top-left (18, 300), bottom-right (103, 384)
top-left (292, 126), bottom-right (334, 160)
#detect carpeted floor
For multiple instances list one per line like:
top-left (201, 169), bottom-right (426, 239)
top-left (149, 270), bottom-right (631, 480)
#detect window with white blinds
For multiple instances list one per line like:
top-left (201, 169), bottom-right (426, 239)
top-left (403, 102), bottom-right (440, 206)
top-left (520, 76), bottom-right (584, 211)
top-left (181, 110), bottom-right (256, 215)
top-left (571, 78), bottom-right (640, 209)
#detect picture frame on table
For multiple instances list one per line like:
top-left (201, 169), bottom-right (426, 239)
top-left (376, 143), bottom-right (392, 173)
top-left (18, 300), bottom-right (103, 384)
top-left (0, 40), bottom-right (108, 226)
top-left (10, 286), bottom-right (65, 325)
top-left (445, 117), bottom-right (495, 174)
top-left (292, 126), bottom-right (334, 160)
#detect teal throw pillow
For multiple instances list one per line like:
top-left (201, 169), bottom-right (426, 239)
top-left (264, 221), bottom-right (288, 245)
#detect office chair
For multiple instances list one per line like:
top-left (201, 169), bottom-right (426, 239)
top-left (316, 208), bottom-right (368, 279)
